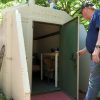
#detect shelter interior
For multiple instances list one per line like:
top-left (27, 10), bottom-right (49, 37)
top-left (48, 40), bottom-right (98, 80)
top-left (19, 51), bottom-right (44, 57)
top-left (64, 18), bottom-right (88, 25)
top-left (32, 22), bottom-right (61, 95)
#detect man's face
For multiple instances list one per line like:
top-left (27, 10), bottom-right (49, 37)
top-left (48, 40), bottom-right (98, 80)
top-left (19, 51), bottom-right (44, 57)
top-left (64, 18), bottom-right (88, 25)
top-left (82, 7), bottom-right (90, 20)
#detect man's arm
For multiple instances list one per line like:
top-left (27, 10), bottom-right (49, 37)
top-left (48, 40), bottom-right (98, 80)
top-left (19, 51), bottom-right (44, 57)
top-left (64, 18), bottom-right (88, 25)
top-left (78, 47), bottom-right (88, 56)
top-left (92, 27), bottom-right (100, 62)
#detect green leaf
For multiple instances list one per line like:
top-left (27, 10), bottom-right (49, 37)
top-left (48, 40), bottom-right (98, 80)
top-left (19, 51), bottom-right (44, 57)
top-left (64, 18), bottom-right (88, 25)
top-left (1, 0), bottom-right (13, 3)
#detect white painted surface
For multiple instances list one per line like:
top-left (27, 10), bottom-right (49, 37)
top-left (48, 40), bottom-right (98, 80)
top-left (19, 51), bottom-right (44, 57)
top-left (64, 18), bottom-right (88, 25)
top-left (55, 53), bottom-right (59, 87)
top-left (1, 3), bottom-right (95, 99)
top-left (28, 0), bottom-right (35, 6)
top-left (11, 10), bottom-right (30, 100)
top-left (79, 24), bottom-right (90, 92)
top-left (1, 4), bottom-right (100, 98)
top-left (21, 17), bottom-right (33, 88)
top-left (2, 11), bottom-right (12, 99)
top-left (0, 3), bottom-right (72, 99)
top-left (18, 4), bottom-right (72, 88)
top-left (0, 9), bottom-right (30, 100)
top-left (0, 22), bottom-right (3, 88)
top-left (18, 4), bottom-right (72, 25)
top-left (0, 18), bottom-right (5, 88)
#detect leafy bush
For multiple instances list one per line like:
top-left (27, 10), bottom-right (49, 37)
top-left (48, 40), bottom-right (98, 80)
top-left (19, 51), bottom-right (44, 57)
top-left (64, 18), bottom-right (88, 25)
top-left (0, 90), bottom-right (6, 100)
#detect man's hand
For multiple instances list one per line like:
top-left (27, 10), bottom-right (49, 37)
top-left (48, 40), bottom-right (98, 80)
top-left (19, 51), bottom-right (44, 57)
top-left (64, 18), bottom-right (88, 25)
top-left (92, 48), bottom-right (100, 63)
top-left (78, 47), bottom-right (87, 56)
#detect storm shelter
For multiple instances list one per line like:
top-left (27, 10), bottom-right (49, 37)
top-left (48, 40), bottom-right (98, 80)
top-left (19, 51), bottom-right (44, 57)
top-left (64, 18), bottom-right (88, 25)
top-left (0, 3), bottom-right (89, 100)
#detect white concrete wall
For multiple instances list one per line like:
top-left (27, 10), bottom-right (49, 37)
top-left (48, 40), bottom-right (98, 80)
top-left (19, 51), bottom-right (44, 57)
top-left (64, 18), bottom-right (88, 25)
top-left (11, 10), bottom-right (30, 100)
top-left (0, 21), bottom-right (3, 88)
top-left (19, 4), bottom-right (72, 88)
top-left (0, 20), bottom-right (4, 88)
top-left (1, 4), bottom-right (100, 98)
top-left (79, 24), bottom-right (90, 92)
top-left (0, 9), bottom-right (30, 100)
top-left (21, 18), bottom-right (33, 88)
top-left (0, 13), bottom-right (9, 96)
top-left (18, 5), bottom-right (72, 25)
top-left (2, 11), bottom-right (12, 99)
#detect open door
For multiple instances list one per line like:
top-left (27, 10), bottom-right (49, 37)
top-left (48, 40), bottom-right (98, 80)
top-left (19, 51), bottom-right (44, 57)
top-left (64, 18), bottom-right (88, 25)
top-left (59, 17), bottom-right (79, 100)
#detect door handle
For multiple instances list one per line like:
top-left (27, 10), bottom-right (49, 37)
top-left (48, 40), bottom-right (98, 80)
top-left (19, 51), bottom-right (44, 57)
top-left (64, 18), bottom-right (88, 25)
top-left (71, 52), bottom-right (77, 62)
top-left (71, 52), bottom-right (77, 68)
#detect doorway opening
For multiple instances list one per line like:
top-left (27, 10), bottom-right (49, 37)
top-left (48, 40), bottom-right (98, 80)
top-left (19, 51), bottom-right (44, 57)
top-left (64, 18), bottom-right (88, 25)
top-left (32, 22), bottom-right (61, 95)
top-left (31, 18), bottom-right (79, 100)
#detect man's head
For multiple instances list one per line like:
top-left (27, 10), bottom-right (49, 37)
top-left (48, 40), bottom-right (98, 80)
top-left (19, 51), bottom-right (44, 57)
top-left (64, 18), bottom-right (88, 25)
top-left (80, 2), bottom-right (95, 20)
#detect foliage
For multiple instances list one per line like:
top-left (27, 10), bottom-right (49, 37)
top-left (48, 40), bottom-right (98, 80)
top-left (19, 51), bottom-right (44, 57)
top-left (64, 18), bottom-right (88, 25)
top-left (0, 0), bottom-right (26, 21)
top-left (35, 0), bottom-right (49, 7)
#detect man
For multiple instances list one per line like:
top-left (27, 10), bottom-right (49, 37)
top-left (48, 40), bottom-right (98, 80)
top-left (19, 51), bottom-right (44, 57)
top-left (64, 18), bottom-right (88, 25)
top-left (79, 2), bottom-right (100, 100)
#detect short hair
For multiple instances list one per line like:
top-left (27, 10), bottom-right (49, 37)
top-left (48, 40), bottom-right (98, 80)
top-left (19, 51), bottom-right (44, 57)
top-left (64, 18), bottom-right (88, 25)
top-left (80, 2), bottom-right (94, 13)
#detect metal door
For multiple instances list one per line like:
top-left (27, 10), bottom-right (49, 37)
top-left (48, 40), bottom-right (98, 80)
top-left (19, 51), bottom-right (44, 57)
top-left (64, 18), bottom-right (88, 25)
top-left (59, 17), bottom-right (79, 100)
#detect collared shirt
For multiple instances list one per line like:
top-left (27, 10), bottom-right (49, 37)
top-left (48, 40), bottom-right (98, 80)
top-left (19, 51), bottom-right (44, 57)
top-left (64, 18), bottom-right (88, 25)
top-left (86, 9), bottom-right (100, 54)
